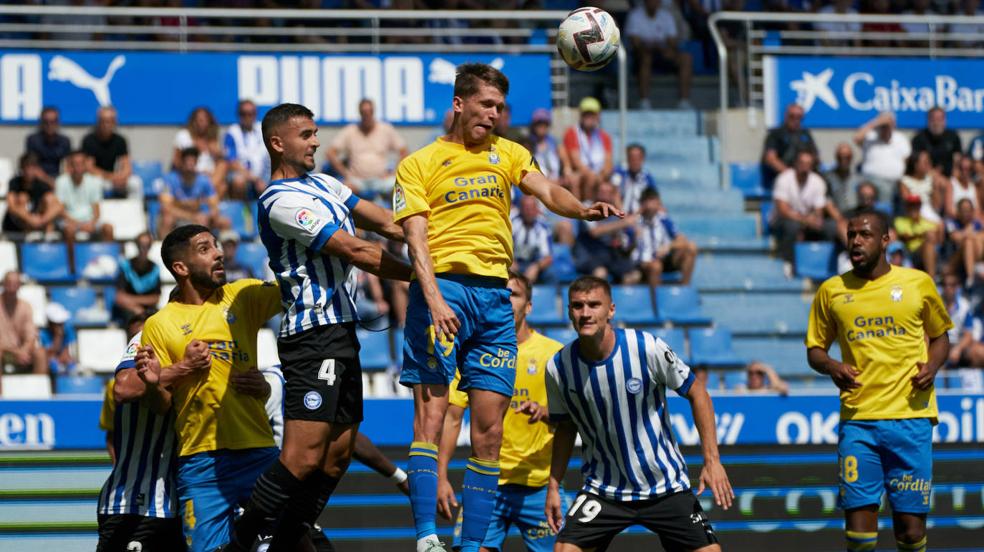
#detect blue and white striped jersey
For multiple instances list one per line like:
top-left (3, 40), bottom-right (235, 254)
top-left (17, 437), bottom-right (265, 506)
top-left (546, 328), bottom-right (695, 502)
top-left (511, 215), bottom-right (553, 265)
top-left (97, 331), bottom-right (178, 518)
top-left (633, 213), bottom-right (678, 264)
top-left (257, 173), bottom-right (361, 338)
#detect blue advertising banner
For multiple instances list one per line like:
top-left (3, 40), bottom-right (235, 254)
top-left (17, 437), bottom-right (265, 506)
top-left (0, 50), bottom-right (551, 126)
top-left (2, 394), bottom-right (982, 450)
top-left (763, 55), bottom-right (984, 129)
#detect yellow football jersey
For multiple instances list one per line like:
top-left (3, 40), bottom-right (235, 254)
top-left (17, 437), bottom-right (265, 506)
top-left (806, 266), bottom-right (952, 421)
top-left (393, 136), bottom-right (540, 279)
top-left (450, 330), bottom-right (564, 487)
top-left (99, 379), bottom-right (115, 432)
top-left (141, 279), bottom-right (282, 457)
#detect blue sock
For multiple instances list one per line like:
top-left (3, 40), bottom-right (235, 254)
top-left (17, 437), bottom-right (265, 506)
top-left (459, 457), bottom-right (500, 552)
top-left (408, 441), bottom-right (439, 541)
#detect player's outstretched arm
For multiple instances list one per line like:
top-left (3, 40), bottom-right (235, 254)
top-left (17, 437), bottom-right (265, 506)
top-left (518, 171), bottom-right (623, 222)
top-left (684, 376), bottom-right (734, 511)
top-left (351, 199), bottom-right (405, 242)
top-left (322, 228), bottom-right (413, 282)
top-left (436, 404), bottom-right (465, 520)
top-left (352, 432), bottom-right (410, 496)
top-left (403, 214), bottom-right (460, 340)
top-left (546, 420), bottom-right (577, 533)
top-left (807, 346), bottom-right (861, 391)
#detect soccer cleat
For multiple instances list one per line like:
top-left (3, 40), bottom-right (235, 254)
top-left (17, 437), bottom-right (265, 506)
top-left (416, 535), bottom-right (447, 552)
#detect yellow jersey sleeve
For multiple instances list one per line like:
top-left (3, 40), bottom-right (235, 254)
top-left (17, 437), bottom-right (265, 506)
top-left (393, 156), bottom-right (430, 223)
top-left (448, 370), bottom-right (470, 409)
top-left (806, 280), bottom-right (837, 350)
top-left (504, 139), bottom-right (540, 185)
top-left (237, 279), bottom-right (282, 329)
top-left (141, 315), bottom-right (175, 368)
top-left (99, 380), bottom-right (115, 431)
top-left (919, 273), bottom-right (953, 338)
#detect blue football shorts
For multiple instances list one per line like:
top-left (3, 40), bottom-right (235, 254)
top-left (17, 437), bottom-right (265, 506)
top-left (838, 418), bottom-right (933, 514)
top-left (400, 274), bottom-right (517, 398)
top-left (452, 484), bottom-right (570, 552)
top-left (176, 446), bottom-right (279, 552)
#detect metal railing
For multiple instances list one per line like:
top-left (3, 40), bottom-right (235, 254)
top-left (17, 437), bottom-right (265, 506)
top-left (709, 11), bottom-right (984, 186)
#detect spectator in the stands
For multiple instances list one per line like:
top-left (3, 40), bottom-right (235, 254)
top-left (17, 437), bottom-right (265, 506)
top-left (493, 103), bottom-right (525, 143)
top-left (158, 147), bottom-right (228, 237)
top-left (948, 0), bottom-right (984, 48)
top-left (41, 302), bottom-right (76, 376)
top-left (900, 149), bottom-right (946, 224)
top-left (0, 271), bottom-right (46, 384)
top-left (611, 144), bottom-right (658, 214)
top-left (854, 181), bottom-right (883, 212)
top-left (528, 108), bottom-right (571, 189)
top-left (966, 124), bottom-right (984, 177)
top-left (861, 0), bottom-right (905, 48)
top-left (741, 361), bottom-right (789, 395)
top-left (512, 194), bottom-right (553, 284)
top-left (634, 187), bottom-right (697, 286)
top-left (563, 97), bottom-right (613, 200)
top-left (941, 271), bottom-right (971, 344)
top-left (25, 106), bottom-right (70, 181)
top-left (912, 106), bottom-right (962, 177)
top-left (574, 181), bottom-right (639, 283)
top-left (325, 98), bottom-right (408, 199)
top-left (219, 230), bottom-right (254, 282)
top-left (945, 198), bottom-right (982, 287)
top-left (112, 231), bottom-right (161, 325)
top-left (1, 152), bottom-right (63, 237)
top-left (771, 149), bottom-right (839, 267)
top-left (173, 106), bottom-right (226, 193)
top-left (945, 156), bottom-right (980, 219)
top-left (823, 143), bottom-right (864, 212)
top-left (902, 0), bottom-right (936, 48)
top-left (82, 106), bottom-right (134, 198)
top-left (854, 111), bottom-right (911, 202)
top-left (947, 299), bottom-right (984, 369)
top-left (761, 103), bottom-right (817, 188)
top-left (625, 0), bottom-right (693, 110)
top-left (224, 99), bottom-right (269, 200)
top-left (815, 0), bottom-right (861, 47)
top-left (56, 150), bottom-right (114, 242)
top-left (895, 194), bottom-right (940, 279)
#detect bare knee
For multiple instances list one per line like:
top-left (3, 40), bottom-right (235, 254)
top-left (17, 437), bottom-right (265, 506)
top-left (470, 421), bottom-right (503, 460)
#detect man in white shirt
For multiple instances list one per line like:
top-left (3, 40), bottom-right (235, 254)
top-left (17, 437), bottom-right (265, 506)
top-left (325, 98), bottom-right (408, 199)
top-left (772, 149), bottom-right (839, 266)
top-left (224, 100), bottom-right (270, 200)
top-left (56, 150), bottom-right (115, 272)
top-left (625, 0), bottom-right (693, 109)
top-left (854, 111), bottom-right (911, 201)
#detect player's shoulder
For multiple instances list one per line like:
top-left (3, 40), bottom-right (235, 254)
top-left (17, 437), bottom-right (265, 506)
top-left (404, 140), bottom-right (444, 162)
top-left (817, 271), bottom-right (852, 295)
top-left (892, 265), bottom-right (933, 284)
top-left (529, 330), bottom-right (565, 355)
top-left (491, 135), bottom-right (527, 154)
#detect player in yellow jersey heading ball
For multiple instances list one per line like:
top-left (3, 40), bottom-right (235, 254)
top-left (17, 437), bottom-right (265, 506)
top-left (394, 63), bottom-right (621, 552)
top-left (806, 208), bottom-right (951, 552)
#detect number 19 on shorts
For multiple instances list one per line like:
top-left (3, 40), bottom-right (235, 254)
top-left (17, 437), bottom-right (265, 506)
top-left (568, 494), bottom-right (603, 523)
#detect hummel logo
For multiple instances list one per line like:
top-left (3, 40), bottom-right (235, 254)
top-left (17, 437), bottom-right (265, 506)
top-left (790, 68), bottom-right (839, 112)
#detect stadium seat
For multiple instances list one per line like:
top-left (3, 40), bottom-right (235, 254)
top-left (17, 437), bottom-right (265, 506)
top-left (220, 201), bottom-right (257, 240)
top-left (0, 374), bottom-right (52, 398)
top-left (0, 241), bottom-right (17, 276)
top-left (543, 326), bottom-right (577, 345)
top-left (78, 329), bottom-right (128, 373)
top-left (20, 243), bottom-right (75, 283)
top-left (18, 284), bottom-right (48, 327)
top-left (732, 337), bottom-right (811, 376)
top-left (689, 327), bottom-right (745, 367)
top-left (722, 370), bottom-right (747, 390)
top-left (256, 328), bottom-right (279, 369)
top-left (528, 285), bottom-right (563, 326)
top-left (54, 374), bottom-right (106, 395)
top-left (49, 287), bottom-right (109, 327)
top-left (675, 215), bottom-right (758, 240)
top-left (655, 286), bottom-right (711, 326)
top-left (693, 254), bottom-right (804, 292)
top-left (145, 199), bottom-right (161, 238)
top-left (729, 162), bottom-right (768, 199)
top-left (795, 242), bottom-right (837, 281)
top-left (647, 327), bottom-right (687, 359)
top-left (101, 199), bottom-right (148, 240)
top-left (760, 201), bottom-right (774, 235)
top-left (358, 329), bottom-right (392, 371)
top-left (132, 160), bottom-right (164, 198)
top-left (702, 293), bottom-right (810, 336)
top-left (550, 244), bottom-right (578, 283)
top-left (370, 372), bottom-right (396, 398)
top-left (236, 241), bottom-right (270, 280)
top-left (611, 285), bottom-right (659, 325)
top-left (74, 242), bottom-right (121, 283)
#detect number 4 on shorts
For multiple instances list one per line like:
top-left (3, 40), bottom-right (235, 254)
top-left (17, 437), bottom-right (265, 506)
top-left (318, 359), bottom-right (337, 386)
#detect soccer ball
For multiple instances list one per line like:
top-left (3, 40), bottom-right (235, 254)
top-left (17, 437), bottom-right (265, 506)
top-left (556, 7), bottom-right (621, 72)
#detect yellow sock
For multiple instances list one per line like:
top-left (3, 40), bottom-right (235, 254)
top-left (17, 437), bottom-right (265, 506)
top-left (896, 536), bottom-right (927, 552)
top-left (846, 530), bottom-right (878, 552)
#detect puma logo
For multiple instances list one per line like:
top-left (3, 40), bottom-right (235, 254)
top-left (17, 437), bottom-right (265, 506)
top-left (48, 54), bottom-right (126, 107)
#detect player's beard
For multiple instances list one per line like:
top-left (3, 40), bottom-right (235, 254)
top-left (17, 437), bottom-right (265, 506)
top-left (190, 264), bottom-right (226, 291)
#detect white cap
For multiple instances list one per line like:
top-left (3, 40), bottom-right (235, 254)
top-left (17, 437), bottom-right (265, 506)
top-left (45, 302), bottom-right (71, 325)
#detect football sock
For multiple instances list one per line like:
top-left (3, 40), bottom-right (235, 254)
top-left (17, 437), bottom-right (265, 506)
top-left (268, 471), bottom-right (340, 552)
top-left (896, 536), bottom-right (927, 552)
top-left (458, 457), bottom-right (500, 552)
top-left (845, 530), bottom-right (878, 552)
top-left (229, 460), bottom-right (303, 550)
top-left (408, 441), bottom-right (440, 540)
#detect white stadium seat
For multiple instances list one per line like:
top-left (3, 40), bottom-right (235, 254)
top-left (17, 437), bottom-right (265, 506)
top-left (157, 284), bottom-right (175, 310)
top-left (18, 284), bottom-right (48, 327)
top-left (0, 241), bottom-right (17, 276)
top-left (100, 199), bottom-right (147, 240)
top-left (257, 328), bottom-right (279, 369)
top-left (370, 372), bottom-right (395, 398)
top-left (1, 374), bottom-right (52, 399)
top-left (78, 328), bottom-right (128, 373)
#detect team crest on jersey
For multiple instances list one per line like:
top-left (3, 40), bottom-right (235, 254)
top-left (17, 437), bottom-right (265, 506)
top-left (663, 348), bottom-right (677, 365)
top-left (488, 146), bottom-right (500, 165)
top-left (891, 286), bottom-right (903, 302)
top-left (626, 377), bottom-right (643, 394)
top-left (304, 391), bottom-right (322, 410)
top-left (180, 324), bottom-right (192, 336)
top-left (393, 183), bottom-right (407, 213)
top-left (294, 208), bottom-right (319, 230)
top-left (223, 308), bottom-right (236, 324)
top-left (527, 359), bottom-right (538, 375)
top-left (843, 293), bottom-right (854, 304)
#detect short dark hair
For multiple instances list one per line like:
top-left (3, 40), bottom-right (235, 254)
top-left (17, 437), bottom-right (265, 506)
top-left (18, 152), bottom-right (39, 169)
top-left (161, 224), bottom-right (212, 278)
top-left (627, 143), bottom-right (646, 156)
top-left (261, 103), bottom-right (315, 148)
top-left (857, 181), bottom-right (879, 199)
top-left (40, 106), bottom-right (58, 117)
top-left (453, 63), bottom-right (509, 100)
top-left (179, 147), bottom-right (200, 160)
top-left (640, 187), bottom-right (661, 202)
top-left (568, 276), bottom-right (611, 301)
top-left (848, 208), bottom-right (890, 237)
top-left (507, 270), bottom-right (531, 301)
top-left (928, 106), bottom-right (945, 117)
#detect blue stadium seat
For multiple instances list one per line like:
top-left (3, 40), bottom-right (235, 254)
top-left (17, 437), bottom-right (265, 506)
top-left (543, 327), bottom-right (577, 345)
top-left (73, 242), bottom-right (121, 283)
top-left (646, 327), bottom-right (687, 359)
top-left (528, 285), bottom-right (563, 326)
top-left (689, 327), bottom-right (745, 367)
top-left (146, 199), bottom-right (161, 238)
top-left (722, 370), bottom-right (747, 390)
top-left (731, 337), bottom-right (811, 376)
top-left (655, 286), bottom-right (711, 326)
top-left (659, 188), bottom-right (744, 215)
top-left (702, 293), bottom-right (810, 336)
top-left (729, 162), bottom-right (768, 199)
top-left (102, 286), bottom-right (116, 314)
top-left (132, 160), bottom-right (164, 198)
top-left (357, 329), bottom-right (392, 371)
top-left (392, 327), bottom-right (404, 367)
top-left (20, 243), bottom-right (75, 283)
top-left (611, 285), bottom-right (659, 325)
top-left (235, 241), bottom-right (270, 279)
top-left (220, 201), bottom-right (257, 240)
top-left (550, 244), bottom-right (578, 283)
top-left (760, 201), bottom-right (774, 235)
top-left (55, 374), bottom-right (106, 395)
top-left (795, 242), bottom-right (837, 281)
top-left (693, 254), bottom-right (804, 292)
top-left (675, 215), bottom-right (758, 240)
top-left (49, 287), bottom-right (105, 327)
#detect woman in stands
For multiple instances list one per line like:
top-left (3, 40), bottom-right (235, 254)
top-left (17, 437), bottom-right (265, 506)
top-left (173, 107), bottom-right (227, 193)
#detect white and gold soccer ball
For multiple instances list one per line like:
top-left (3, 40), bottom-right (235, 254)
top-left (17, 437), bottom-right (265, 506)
top-left (556, 7), bottom-right (621, 72)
